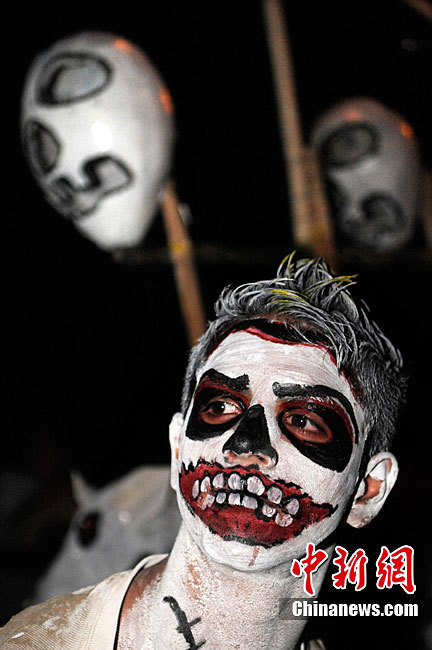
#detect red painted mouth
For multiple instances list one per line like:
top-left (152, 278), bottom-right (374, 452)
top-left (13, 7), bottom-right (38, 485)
top-left (179, 460), bottom-right (335, 547)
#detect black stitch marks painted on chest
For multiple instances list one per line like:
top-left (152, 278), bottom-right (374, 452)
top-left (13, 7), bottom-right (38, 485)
top-left (163, 596), bottom-right (206, 649)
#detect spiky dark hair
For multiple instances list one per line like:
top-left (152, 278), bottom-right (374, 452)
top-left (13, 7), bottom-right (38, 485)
top-left (181, 253), bottom-right (407, 459)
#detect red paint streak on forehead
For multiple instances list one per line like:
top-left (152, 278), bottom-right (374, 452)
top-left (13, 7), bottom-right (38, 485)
top-left (242, 325), bottom-right (338, 365)
top-left (242, 327), bottom-right (361, 403)
top-left (215, 326), bottom-right (360, 404)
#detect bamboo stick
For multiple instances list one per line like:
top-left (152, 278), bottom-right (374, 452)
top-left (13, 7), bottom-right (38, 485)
top-left (161, 182), bottom-right (206, 347)
top-left (421, 168), bottom-right (432, 251)
top-left (262, 0), bottom-right (338, 269)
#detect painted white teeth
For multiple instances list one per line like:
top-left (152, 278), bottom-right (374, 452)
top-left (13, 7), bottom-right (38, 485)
top-left (200, 476), bottom-right (211, 493)
top-left (199, 493), bottom-right (215, 510)
top-left (228, 473), bottom-right (242, 490)
top-left (228, 493), bottom-right (242, 506)
top-left (275, 512), bottom-right (293, 527)
top-left (262, 504), bottom-right (276, 517)
top-left (193, 468), bottom-right (299, 525)
top-left (267, 486), bottom-right (283, 504)
top-left (246, 475), bottom-right (265, 496)
top-left (213, 473), bottom-right (225, 489)
top-left (192, 472), bottom-right (298, 522)
top-left (242, 496), bottom-right (258, 510)
top-left (192, 480), bottom-right (200, 499)
top-left (285, 498), bottom-right (300, 515)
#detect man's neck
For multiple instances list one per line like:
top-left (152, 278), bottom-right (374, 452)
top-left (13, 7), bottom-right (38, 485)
top-left (119, 524), bottom-right (332, 650)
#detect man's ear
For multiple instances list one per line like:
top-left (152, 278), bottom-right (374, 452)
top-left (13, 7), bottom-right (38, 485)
top-left (346, 452), bottom-right (398, 529)
top-left (169, 412), bottom-right (184, 491)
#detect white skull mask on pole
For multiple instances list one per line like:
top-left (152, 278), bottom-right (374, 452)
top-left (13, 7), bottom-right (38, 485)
top-left (21, 31), bottom-right (175, 250)
top-left (311, 97), bottom-right (421, 253)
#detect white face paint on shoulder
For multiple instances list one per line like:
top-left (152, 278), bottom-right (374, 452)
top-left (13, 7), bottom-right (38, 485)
top-left (171, 329), bottom-right (367, 571)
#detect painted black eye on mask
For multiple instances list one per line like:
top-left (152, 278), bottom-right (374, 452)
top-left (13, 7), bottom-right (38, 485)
top-left (321, 123), bottom-right (378, 167)
top-left (23, 120), bottom-right (61, 177)
top-left (76, 511), bottom-right (100, 546)
top-left (36, 53), bottom-right (111, 105)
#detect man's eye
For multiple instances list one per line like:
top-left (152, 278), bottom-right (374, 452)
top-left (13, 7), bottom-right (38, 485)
top-left (198, 398), bottom-right (243, 425)
top-left (281, 410), bottom-right (333, 444)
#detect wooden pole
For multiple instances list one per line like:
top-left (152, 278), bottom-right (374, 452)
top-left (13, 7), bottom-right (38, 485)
top-left (262, 0), bottom-right (338, 269)
top-left (161, 181), bottom-right (207, 347)
top-left (421, 168), bottom-right (432, 251)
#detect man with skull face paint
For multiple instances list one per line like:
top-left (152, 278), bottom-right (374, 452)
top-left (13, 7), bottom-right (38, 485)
top-left (0, 255), bottom-right (406, 649)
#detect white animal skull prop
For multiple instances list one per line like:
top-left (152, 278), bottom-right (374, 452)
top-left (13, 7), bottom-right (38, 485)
top-left (311, 97), bottom-right (421, 253)
top-left (21, 31), bottom-right (175, 250)
top-left (31, 465), bottom-right (180, 604)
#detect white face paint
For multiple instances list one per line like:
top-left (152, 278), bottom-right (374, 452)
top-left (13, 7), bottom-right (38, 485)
top-left (21, 31), bottom-right (175, 250)
top-left (172, 328), bottom-right (367, 571)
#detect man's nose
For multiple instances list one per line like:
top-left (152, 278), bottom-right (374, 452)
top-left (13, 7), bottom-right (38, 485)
top-left (222, 404), bottom-right (277, 469)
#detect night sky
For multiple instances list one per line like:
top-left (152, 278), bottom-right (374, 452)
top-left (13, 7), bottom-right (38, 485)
top-left (3, 1), bottom-right (432, 646)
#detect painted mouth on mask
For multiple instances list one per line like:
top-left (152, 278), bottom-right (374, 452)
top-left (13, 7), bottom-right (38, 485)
top-left (179, 460), bottom-right (336, 547)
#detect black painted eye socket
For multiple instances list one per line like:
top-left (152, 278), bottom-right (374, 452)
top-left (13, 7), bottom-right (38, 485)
top-left (321, 124), bottom-right (378, 167)
top-left (198, 397), bottom-right (244, 426)
top-left (36, 53), bottom-right (111, 105)
top-left (280, 408), bottom-right (333, 444)
top-left (186, 388), bottom-right (246, 440)
top-left (23, 120), bottom-right (60, 176)
top-left (76, 511), bottom-right (100, 547)
top-left (278, 402), bottom-right (353, 472)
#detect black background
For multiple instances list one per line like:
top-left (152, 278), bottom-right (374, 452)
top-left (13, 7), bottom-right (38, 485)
top-left (2, 1), bottom-right (432, 647)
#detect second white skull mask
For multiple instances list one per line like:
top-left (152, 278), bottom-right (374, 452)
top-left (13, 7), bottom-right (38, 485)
top-left (311, 97), bottom-right (421, 253)
top-left (21, 31), bottom-right (175, 250)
